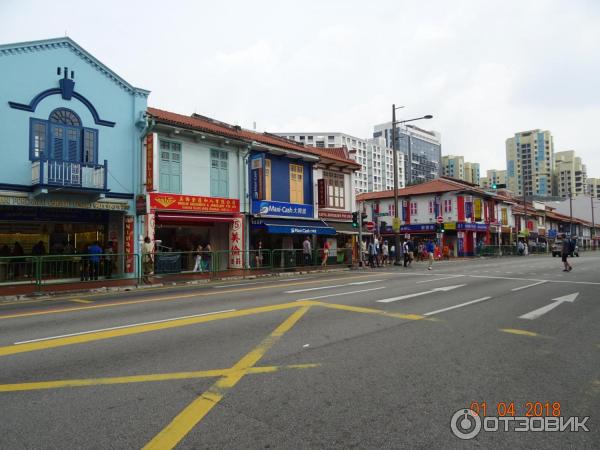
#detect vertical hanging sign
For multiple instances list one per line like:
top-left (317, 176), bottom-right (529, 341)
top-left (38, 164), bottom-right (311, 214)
top-left (229, 214), bottom-right (244, 269)
top-left (317, 179), bottom-right (326, 207)
top-left (250, 154), bottom-right (264, 201)
top-left (124, 215), bottom-right (135, 273)
top-left (146, 133), bottom-right (154, 192)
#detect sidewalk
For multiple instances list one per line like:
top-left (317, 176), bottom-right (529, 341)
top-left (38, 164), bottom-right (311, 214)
top-left (0, 266), bottom-right (351, 301)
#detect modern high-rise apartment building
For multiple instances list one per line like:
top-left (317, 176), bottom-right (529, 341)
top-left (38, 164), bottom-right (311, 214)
top-left (464, 162), bottom-right (480, 185)
top-left (274, 132), bottom-right (404, 194)
top-left (480, 169), bottom-right (507, 189)
top-left (440, 156), bottom-right (480, 185)
top-left (441, 155), bottom-right (464, 179)
top-left (587, 178), bottom-right (600, 199)
top-left (372, 123), bottom-right (441, 184)
top-left (554, 150), bottom-right (587, 198)
top-left (506, 129), bottom-right (554, 197)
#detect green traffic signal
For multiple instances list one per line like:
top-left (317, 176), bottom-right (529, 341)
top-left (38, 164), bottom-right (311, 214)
top-left (352, 212), bottom-right (359, 228)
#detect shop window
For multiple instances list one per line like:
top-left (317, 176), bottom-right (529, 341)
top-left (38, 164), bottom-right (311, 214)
top-left (159, 140), bottom-right (182, 193)
top-left (265, 158), bottom-right (272, 200)
top-left (428, 200), bottom-right (434, 214)
top-left (289, 164), bottom-right (304, 204)
top-left (323, 170), bottom-right (345, 208)
top-left (210, 149), bottom-right (229, 197)
top-left (29, 108), bottom-right (98, 163)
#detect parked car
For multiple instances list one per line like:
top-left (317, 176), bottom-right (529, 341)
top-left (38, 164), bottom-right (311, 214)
top-left (551, 240), bottom-right (579, 257)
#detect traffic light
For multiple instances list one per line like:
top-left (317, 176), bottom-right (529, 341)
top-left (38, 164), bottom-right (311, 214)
top-left (492, 183), bottom-right (497, 189)
top-left (436, 223), bottom-right (445, 233)
top-left (352, 212), bottom-right (359, 228)
top-left (361, 212), bottom-right (368, 226)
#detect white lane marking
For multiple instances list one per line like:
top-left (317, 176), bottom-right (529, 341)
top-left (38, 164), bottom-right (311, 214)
top-left (417, 275), bottom-right (464, 284)
top-left (519, 293), bottom-right (579, 320)
top-left (285, 280), bottom-right (382, 294)
top-left (511, 280), bottom-right (547, 291)
top-left (296, 286), bottom-right (386, 301)
top-left (215, 278), bottom-right (304, 288)
top-left (424, 297), bottom-right (492, 316)
top-left (376, 284), bottom-right (466, 303)
top-left (13, 309), bottom-right (236, 345)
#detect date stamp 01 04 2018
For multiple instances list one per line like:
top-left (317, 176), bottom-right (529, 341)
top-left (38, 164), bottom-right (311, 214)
top-left (450, 401), bottom-right (591, 440)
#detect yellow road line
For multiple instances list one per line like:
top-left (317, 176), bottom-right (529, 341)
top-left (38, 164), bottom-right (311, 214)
top-left (0, 273), bottom-right (390, 320)
top-left (143, 306), bottom-right (312, 450)
top-left (0, 363), bottom-right (320, 393)
top-left (0, 301), bottom-right (309, 358)
top-left (313, 301), bottom-right (425, 321)
top-left (68, 299), bottom-right (93, 304)
top-left (499, 328), bottom-right (539, 337)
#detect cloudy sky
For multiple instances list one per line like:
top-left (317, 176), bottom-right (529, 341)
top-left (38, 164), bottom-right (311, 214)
top-left (2, 0), bottom-right (600, 175)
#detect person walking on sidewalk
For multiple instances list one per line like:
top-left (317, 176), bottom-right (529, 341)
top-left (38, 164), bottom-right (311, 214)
top-left (426, 240), bottom-right (435, 270)
top-left (142, 237), bottom-right (155, 284)
top-left (321, 240), bottom-right (330, 267)
top-left (193, 243), bottom-right (204, 272)
top-left (367, 240), bottom-right (376, 268)
top-left (303, 236), bottom-right (312, 266)
top-left (561, 239), bottom-right (572, 272)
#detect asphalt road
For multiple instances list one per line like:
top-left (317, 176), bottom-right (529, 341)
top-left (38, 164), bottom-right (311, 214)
top-left (0, 253), bottom-right (598, 449)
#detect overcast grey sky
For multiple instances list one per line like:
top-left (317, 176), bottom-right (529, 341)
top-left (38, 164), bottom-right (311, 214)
top-left (2, 0), bottom-right (600, 175)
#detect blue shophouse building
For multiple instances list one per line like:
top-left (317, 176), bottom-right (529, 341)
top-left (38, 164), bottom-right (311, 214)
top-left (249, 140), bottom-right (334, 251)
top-left (0, 38), bottom-right (148, 273)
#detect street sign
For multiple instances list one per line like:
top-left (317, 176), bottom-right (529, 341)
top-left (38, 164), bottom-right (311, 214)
top-left (366, 221), bottom-right (375, 232)
top-left (392, 217), bottom-right (401, 232)
top-left (437, 216), bottom-right (444, 224)
top-left (436, 233), bottom-right (442, 239)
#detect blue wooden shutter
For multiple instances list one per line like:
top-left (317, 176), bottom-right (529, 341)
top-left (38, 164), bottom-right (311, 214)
top-left (66, 127), bottom-right (80, 161)
top-left (50, 125), bottom-right (64, 160)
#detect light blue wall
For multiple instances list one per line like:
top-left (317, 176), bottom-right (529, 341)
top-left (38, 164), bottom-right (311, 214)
top-left (0, 38), bottom-right (148, 196)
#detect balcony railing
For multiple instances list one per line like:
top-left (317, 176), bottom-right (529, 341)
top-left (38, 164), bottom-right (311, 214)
top-left (31, 159), bottom-right (108, 191)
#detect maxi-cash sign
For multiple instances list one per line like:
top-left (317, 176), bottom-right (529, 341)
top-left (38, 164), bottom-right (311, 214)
top-left (252, 200), bottom-right (314, 218)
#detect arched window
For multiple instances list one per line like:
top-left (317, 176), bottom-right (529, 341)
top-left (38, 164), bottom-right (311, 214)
top-left (49, 108), bottom-right (81, 126)
top-left (29, 108), bottom-right (97, 163)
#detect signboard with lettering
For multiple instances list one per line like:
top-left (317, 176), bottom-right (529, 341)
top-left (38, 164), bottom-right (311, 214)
top-left (149, 193), bottom-right (240, 213)
top-left (124, 215), bottom-right (135, 273)
top-left (317, 179), bottom-right (326, 207)
top-left (146, 133), bottom-right (154, 192)
top-left (251, 200), bottom-right (314, 218)
top-left (318, 209), bottom-right (352, 221)
top-left (228, 214), bottom-right (244, 269)
top-left (0, 195), bottom-right (129, 211)
top-left (250, 154), bottom-right (264, 201)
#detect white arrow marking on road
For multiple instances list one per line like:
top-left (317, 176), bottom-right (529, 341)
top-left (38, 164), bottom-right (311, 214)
top-left (518, 293), bottom-right (579, 320)
top-left (424, 297), bottom-right (492, 316)
top-left (284, 280), bottom-right (382, 294)
top-left (511, 280), bottom-right (547, 291)
top-left (376, 284), bottom-right (466, 303)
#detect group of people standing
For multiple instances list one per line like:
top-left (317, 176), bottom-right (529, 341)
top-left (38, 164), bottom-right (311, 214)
top-left (361, 237), bottom-right (441, 270)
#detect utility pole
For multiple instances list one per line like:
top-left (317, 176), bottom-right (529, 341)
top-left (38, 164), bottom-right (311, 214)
top-left (569, 187), bottom-right (573, 238)
top-left (358, 201), bottom-right (363, 267)
top-left (392, 104), bottom-right (401, 265)
top-left (522, 162), bottom-right (527, 243)
top-left (591, 194), bottom-right (596, 250)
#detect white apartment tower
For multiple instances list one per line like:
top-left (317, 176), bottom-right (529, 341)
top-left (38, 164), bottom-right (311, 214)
top-left (273, 132), bottom-right (404, 194)
top-left (554, 150), bottom-right (587, 198)
top-left (506, 129), bottom-right (554, 197)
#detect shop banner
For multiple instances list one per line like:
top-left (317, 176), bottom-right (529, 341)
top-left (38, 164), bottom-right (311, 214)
top-left (465, 201), bottom-right (473, 220)
top-left (149, 193), bottom-right (240, 213)
top-left (146, 133), bottom-right (154, 192)
top-left (250, 154), bottom-right (264, 201)
top-left (318, 209), bottom-right (352, 221)
top-left (229, 215), bottom-right (244, 269)
top-left (474, 199), bottom-right (482, 221)
top-left (317, 179), bottom-right (326, 207)
top-left (124, 215), bottom-right (135, 273)
top-left (252, 200), bottom-right (314, 218)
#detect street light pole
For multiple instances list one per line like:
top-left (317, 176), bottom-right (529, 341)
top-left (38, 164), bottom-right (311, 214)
top-left (392, 104), bottom-right (401, 265)
top-left (390, 107), bottom-right (433, 265)
top-left (591, 195), bottom-right (596, 250)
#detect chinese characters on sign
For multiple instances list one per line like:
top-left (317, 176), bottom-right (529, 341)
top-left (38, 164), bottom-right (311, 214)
top-left (146, 133), bottom-right (154, 192)
top-left (149, 193), bottom-right (240, 213)
top-left (229, 214), bottom-right (244, 269)
top-left (124, 215), bottom-right (135, 273)
top-left (318, 209), bottom-right (352, 221)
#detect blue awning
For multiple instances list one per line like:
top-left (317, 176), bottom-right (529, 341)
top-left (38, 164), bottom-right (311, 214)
top-left (252, 218), bottom-right (336, 235)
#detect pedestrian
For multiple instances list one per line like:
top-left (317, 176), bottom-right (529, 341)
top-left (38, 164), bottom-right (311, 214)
top-left (104, 241), bottom-right (114, 278)
top-left (390, 243), bottom-right (395, 262)
top-left (204, 242), bottom-right (212, 271)
top-left (561, 239), bottom-right (572, 272)
top-left (524, 242), bottom-right (529, 256)
top-left (442, 244), bottom-right (450, 260)
top-left (142, 236), bottom-right (154, 284)
top-left (87, 241), bottom-right (103, 280)
top-left (367, 240), bottom-right (376, 268)
top-left (382, 240), bottom-right (389, 266)
top-left (417, 242), bottom-right (424, 262)
top-left (303, 236), bottom-right (312, 266)
top-left (407, 240), bottom-right (414, 267)
top-left (321, 240), bottom-right (330, 267)
top-left (517, 240), bottom-right (524, 255)
top-left (255, 241), bottom-right (264, 268)
top-left (193, 243), bottom-right (203, 272)
top-left (426, 240), bottom-right (435, 270)
top-left (360, 239), bottom-right (367, 266)
top-left (403, 240), bottom-right (410, 267)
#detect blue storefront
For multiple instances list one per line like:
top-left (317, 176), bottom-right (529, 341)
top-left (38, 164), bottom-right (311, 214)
top-left (248, 150), bottom-right (334, 251)
top-left (0, 37), bottom-right (148, 275)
